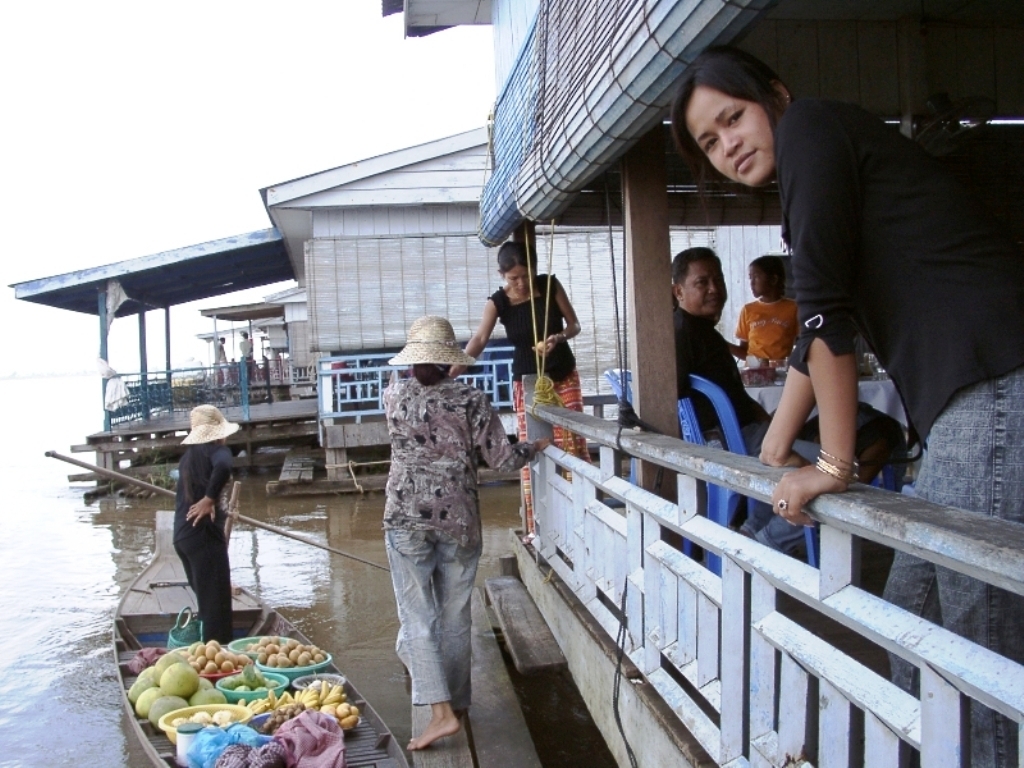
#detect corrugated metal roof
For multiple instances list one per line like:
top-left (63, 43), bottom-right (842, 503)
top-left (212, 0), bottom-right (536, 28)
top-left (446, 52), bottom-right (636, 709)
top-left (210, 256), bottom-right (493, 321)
top-left (479, 0), bottom-right (772, 246)
top-left (10, 228), bottom-right (293, 317)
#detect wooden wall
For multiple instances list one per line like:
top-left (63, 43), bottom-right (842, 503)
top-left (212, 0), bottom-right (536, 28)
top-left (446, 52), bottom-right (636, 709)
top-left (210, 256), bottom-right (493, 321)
top-left (739, 19), bottom-right (1024, 117)
top-left (313, 204), bottom-right (480, 238)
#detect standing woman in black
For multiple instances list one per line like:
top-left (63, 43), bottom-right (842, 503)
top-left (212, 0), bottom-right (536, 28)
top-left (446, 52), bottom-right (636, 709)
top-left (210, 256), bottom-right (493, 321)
top-left (452, 240), bottom-right (588, 534)
top-left (672, 46), bottom-right (1024, 767)
top-left (173, 404), bottom-right (238, 643)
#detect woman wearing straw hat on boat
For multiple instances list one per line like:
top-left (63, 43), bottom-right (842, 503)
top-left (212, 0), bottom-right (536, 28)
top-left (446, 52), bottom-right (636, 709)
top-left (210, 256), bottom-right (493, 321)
top-left (383, 316), bottom-right (549, 750)
top-left (174, 404), bottom-right (239, 643)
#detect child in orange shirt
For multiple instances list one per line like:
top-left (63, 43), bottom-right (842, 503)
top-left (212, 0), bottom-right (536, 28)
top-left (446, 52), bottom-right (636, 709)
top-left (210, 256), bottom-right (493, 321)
top-left (730, 255), bottom-right (798, 363)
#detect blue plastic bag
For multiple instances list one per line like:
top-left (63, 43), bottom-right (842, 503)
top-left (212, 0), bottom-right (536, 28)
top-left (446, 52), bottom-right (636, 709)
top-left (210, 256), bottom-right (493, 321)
top-left (188, 724), bottom-right (273, 768)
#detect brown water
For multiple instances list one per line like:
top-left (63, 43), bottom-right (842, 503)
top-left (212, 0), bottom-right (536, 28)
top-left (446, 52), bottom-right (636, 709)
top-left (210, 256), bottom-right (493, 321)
top-left (0, 375), bottom-right (615, 767)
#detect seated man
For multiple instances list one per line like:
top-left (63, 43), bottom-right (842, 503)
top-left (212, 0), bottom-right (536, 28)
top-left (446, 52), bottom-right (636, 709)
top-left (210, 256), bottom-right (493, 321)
top-left (672, 247), bottom-right (900, 557)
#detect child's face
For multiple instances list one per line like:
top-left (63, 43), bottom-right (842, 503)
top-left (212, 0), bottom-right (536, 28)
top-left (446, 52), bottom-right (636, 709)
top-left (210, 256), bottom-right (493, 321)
top-left (749, 266), bottom-right (773, 299)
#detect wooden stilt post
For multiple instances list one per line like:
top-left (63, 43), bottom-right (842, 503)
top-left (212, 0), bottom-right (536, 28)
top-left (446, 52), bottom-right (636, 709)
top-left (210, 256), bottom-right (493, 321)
top-left (138, 309), bottom-right (149, 421)
top-left (164, 305), bottom-right (172, 390)
top-left (98, 287), bottom-right (111, 434)
top-left (622, 127), bottom-right (677, 492)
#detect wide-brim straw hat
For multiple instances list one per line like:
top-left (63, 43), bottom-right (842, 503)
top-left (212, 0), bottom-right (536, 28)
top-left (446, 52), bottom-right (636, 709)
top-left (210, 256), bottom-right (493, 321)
top-left (388, 316), bottom-right (476, 367)
top-left (182, 404), bottom-right (241, 444)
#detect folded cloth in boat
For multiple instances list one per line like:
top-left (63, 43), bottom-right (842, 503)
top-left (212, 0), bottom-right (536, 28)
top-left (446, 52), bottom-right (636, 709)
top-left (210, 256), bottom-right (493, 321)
top-left (274, 711), bottom-right (346, 768)
top-left (127, 647), bottom-right (169, 675)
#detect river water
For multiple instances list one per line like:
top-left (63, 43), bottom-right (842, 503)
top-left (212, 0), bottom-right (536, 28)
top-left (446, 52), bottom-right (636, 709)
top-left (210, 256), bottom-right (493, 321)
top-left (0, 375), bottom-right (614, 767)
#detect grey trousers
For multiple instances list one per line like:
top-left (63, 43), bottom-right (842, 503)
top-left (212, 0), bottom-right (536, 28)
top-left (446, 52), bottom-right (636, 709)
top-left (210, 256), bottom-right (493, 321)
top-left (385, 528), bottom-right (480, 710)
top-left (883, 365), bottom-right (1024, 768)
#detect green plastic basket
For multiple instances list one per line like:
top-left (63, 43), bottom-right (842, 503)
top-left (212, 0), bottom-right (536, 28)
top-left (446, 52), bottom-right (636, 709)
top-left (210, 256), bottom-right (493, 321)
top-left (215, 671), bottom-right (289, 704)
top-left (255, 653), bottom-right (333, 682)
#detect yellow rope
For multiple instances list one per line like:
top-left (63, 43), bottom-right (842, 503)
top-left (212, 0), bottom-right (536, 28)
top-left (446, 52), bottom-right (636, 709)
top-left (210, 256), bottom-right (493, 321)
top-left (524, 225), bottom-right (565, 414)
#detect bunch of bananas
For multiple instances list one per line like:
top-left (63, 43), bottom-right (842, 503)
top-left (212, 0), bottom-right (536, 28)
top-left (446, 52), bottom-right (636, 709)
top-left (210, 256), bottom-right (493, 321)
top-left (295, 681), bottom-right (346, 709)
top-left (245, 682), bottom-right (358, 729)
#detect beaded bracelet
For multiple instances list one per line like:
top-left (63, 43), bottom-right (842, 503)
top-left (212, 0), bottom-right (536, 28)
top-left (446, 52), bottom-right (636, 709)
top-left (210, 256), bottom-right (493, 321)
top-left (816, 456), bottom-right (857, 484)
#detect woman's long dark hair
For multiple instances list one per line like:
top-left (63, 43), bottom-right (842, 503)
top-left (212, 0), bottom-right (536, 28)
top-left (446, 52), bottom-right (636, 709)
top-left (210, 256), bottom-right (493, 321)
top-left (669, 46), bottom-right (790, 194)
top-left (496, 241), bottom-right (538, 276)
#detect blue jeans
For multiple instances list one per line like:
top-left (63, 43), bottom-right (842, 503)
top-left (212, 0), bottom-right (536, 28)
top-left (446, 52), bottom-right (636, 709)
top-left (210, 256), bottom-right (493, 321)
top-left (385, 528), bottom-right (481, 710)
top-left (883, 364), bottom-right (1024, 768)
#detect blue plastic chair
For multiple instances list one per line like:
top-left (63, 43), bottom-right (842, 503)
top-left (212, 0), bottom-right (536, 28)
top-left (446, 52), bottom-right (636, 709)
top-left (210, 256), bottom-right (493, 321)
top-left (678, 375), bottom-right (818, 571)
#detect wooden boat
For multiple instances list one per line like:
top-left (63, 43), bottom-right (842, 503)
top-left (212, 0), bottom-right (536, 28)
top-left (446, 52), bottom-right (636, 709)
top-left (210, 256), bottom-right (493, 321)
top-left (114, 510), bottom-right (408, 767)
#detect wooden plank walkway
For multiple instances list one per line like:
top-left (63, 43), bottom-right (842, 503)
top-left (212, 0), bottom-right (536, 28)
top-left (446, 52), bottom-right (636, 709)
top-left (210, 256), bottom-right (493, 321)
top-left (411, 587), bottom-right (543, 768)
top-left (485, 576), bottom-right (566, 675)
top-left (410, 705), bottom-right (472, 768)
top-left (468, 589), bottom-right (543, 768)
top-left (278, 448), bottom-right (316, 483)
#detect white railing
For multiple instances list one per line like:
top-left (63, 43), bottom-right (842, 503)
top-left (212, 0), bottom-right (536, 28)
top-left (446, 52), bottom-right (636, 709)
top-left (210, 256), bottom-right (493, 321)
top-left (527, 402), bottom-right (1024, 768)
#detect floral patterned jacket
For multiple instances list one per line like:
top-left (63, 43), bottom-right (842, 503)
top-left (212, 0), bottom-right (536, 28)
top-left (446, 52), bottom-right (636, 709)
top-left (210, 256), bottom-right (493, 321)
top-left (383, 375), bottom-right (535, 548)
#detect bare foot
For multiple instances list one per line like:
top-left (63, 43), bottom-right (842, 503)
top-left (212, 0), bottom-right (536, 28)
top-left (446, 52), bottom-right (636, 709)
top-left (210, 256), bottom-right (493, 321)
top-left (408, 702), bottom-right (461, 750)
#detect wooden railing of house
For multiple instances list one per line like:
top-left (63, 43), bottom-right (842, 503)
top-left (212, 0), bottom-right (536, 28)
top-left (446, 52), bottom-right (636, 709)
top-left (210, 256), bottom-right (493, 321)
top-left (526, 402), bottom-right (1024, 767)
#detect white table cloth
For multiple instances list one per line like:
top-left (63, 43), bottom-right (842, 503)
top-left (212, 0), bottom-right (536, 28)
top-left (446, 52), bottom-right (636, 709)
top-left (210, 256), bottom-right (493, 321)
top-left (747, 377), bottom-right (907, 427)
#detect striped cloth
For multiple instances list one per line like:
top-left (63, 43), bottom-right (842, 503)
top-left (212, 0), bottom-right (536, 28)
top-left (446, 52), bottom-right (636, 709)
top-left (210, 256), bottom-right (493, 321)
top-left (513, 368), bottom-right (590, 533)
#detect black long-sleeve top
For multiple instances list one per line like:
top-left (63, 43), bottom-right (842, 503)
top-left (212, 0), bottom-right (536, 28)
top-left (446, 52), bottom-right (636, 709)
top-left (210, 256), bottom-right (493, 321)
top-left (174, 443), bottom-right (233, 543)
top-left (776, 99), bottom-right (1024, 439)
top-left (675, 308), bottom-right (764, 433)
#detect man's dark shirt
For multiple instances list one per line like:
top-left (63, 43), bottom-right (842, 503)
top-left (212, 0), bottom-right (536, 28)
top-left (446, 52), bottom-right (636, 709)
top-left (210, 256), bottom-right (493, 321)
top-left (675, 308), bottom-right (764, 433)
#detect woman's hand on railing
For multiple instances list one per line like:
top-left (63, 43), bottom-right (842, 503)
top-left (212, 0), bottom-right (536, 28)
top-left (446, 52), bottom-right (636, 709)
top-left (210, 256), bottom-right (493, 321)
top-left (533, 438), bottom-right (552, 453)
top-left (772, 465), bottom-right (848, 527)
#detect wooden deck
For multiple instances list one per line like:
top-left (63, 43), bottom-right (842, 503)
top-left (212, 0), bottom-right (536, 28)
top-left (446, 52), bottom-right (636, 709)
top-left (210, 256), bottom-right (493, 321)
top-left (73, 400), bottom-right (321, 480)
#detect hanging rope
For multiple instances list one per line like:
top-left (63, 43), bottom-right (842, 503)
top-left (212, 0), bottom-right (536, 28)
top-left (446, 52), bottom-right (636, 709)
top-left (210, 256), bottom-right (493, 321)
top-left (524, 227), bottom-right (566, 414)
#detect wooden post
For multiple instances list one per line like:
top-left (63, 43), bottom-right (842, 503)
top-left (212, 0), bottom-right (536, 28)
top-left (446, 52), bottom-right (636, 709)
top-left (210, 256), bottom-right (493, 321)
top-left (98, 287), bottom-right (111, 433)
top-left (164, 305), bottom-right (172, 390)
top-left (622, 127), bottom-right (677, 491)
top-left (138, 309), bottom-right (149, 421)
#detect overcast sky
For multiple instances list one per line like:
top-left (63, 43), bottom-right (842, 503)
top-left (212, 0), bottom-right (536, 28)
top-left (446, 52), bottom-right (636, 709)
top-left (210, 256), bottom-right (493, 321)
top-left (0, 2), bottom-right (495, 377)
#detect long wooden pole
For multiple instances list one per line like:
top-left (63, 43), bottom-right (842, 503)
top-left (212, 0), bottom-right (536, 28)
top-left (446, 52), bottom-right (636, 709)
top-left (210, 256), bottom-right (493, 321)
top-left (45, 450), bottom-right (389, 572)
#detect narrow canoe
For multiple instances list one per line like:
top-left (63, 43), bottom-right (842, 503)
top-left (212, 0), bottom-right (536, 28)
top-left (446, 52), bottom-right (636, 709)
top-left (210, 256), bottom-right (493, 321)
top-left (114, 510), bottom-right (408, 767)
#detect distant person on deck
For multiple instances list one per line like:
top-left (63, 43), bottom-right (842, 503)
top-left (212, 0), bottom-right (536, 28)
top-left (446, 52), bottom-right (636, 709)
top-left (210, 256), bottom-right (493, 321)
top-left (383, 316), bottom-right (549, 751)
top-left (729, 255), bottom-right (797, 363)
top-left (173, 405), bottom-right (237, 644)
top-left (216, 337), bottom-right (227, 385)
top-left (239, 332), bottom-right (254, 383)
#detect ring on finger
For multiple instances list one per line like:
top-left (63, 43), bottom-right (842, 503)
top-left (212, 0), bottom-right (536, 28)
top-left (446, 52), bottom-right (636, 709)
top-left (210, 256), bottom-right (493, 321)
top-left (777, 499), bottom-right (789, 512)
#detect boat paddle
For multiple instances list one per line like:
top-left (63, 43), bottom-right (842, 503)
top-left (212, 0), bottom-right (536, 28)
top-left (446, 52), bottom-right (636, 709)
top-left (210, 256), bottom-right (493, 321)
top-left (45, 450), bottom-right (390, 572)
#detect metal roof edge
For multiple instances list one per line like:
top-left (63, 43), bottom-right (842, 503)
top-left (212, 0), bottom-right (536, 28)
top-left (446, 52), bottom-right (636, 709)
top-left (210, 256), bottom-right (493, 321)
top-left (262, 127), bottom-right (489, 208)
top-left (11, 228), bottom-right (283, 299)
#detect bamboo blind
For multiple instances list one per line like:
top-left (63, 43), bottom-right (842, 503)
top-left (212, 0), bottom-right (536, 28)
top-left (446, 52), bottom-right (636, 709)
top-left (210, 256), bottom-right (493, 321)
top-left (305, 228), bottom-right (715, 396)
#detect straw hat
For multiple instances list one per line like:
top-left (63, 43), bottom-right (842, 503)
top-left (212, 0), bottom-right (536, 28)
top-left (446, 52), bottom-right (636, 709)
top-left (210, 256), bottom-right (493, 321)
top-left (388, 316), bottom-right (476, 366)
top-left (182, 405), bottom-right (240, 444)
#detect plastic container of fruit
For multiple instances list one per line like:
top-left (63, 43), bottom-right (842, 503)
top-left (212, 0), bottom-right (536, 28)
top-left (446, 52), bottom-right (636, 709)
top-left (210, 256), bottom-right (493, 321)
top-left (216, 671), bottom-right (290, 704)
top-left (291, 672), bottom-right (347, 692)
top-left (198, 668), bottom-right (238, 682)
top-left (157, 704), bottom-right (252, 745)
top-left (227, 636), bottom-right (266, 658)
top-left (255, 653), bottom-right (333, 682)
